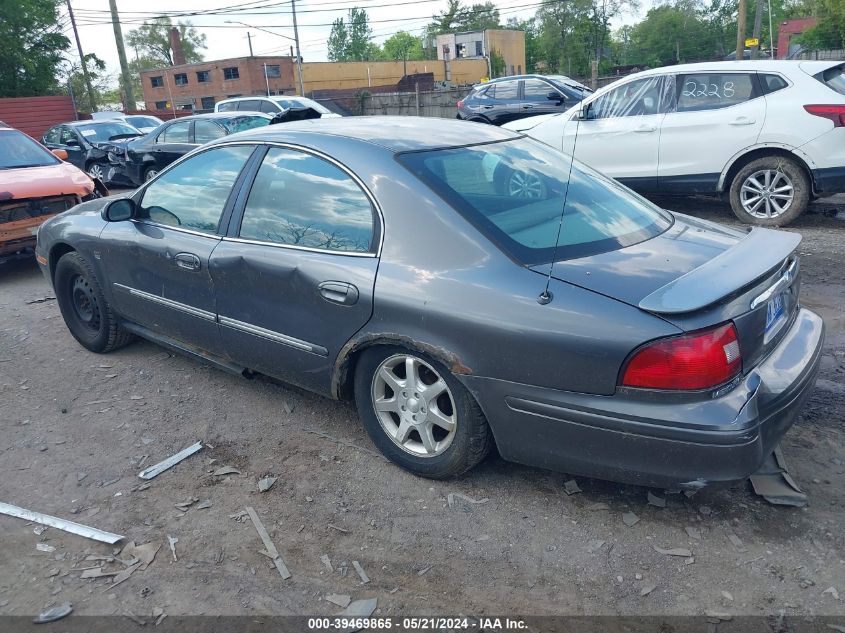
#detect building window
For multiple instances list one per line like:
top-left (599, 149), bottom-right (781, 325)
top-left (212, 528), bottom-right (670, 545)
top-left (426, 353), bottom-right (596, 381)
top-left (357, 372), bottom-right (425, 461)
top-left (475, 41), bottom-right (483, 56)
top-left (226, 94), bottom-right (242, 98)
top-left (174, 73), bottom-right (188, 86)
top-left (154, 100), bottom-right (168, 110)
top-left (150, 76), bottom-right (164, 88)
top-left (201, 96), bottom-right (215, 110)
top-left (196, 70), bottom-right (211, 83)
top-left (223, 67), bottom-right (240, 80)
top-left (264, 64), bottom-right (281, 78)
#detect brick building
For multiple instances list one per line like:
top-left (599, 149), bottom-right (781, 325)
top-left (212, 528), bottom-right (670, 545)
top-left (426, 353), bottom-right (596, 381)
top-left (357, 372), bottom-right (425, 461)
top-left (139, 56), bottom-right (298, 112)
top-left (776, 17), bottom-right (819, 58)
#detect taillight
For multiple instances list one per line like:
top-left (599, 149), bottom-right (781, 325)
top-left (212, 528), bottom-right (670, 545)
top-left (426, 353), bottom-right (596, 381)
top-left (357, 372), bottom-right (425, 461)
top-left (621, 323), bottom-right (741, 390)
top-left (804, 104), bottom-right (845, 127)
top-left (457, 100), bottom-right (464, 108)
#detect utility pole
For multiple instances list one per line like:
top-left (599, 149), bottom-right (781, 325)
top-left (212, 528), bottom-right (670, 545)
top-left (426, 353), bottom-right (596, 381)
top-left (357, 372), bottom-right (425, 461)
top-left (751, 0), bottom-right (764, 58)
top-left (65, 0), bottom-right (96, 113)
top-left (108, 0), bottom-right (135, 110)
top-left (247, 32), bottom-right (254, 56)
top-left (736, 0), bottom-right (747, 61)
top-left (290, 0), bottom-right (305, 95)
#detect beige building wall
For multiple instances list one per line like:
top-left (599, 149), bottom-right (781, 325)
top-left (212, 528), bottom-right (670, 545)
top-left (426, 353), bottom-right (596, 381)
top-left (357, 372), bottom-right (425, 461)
top-left (301, 59), bottom-right (487, 92)
top-left (486, 30), bottom-right (526, 77)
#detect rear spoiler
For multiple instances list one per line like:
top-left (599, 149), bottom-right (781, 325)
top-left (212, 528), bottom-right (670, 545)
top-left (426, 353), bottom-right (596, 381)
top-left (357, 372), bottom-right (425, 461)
top-left (638, 227), bottom-right (801, 314)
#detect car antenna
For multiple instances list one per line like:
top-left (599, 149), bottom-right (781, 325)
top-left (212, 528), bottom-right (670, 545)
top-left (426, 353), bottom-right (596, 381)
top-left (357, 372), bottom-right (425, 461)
top-left (537, 112), bottom-right (582, 305)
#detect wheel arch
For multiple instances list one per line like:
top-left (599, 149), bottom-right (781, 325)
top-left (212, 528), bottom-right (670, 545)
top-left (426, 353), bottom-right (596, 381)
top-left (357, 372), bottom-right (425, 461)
top-left (718, 145), bottom-right (816, 194)
top-left (48, 242), bottom-right (77, 281)
top-left (331, 333), bottom-right (474, 401)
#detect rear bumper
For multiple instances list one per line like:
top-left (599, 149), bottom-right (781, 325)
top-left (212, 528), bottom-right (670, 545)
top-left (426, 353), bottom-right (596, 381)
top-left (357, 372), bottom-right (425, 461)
top-left (461, 308), bottom-right (824, 488)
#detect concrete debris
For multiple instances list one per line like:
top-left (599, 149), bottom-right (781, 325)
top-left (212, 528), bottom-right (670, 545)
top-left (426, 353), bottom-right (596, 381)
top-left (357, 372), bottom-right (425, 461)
top-left (352, 560), bottom-right (370, 584)
top-left (258, 476), bottom-right (278, 492)
top-left (337, 598), bottom-right (378, 631)
top-left (325, 593), bottom-right (351, 608)
top-left (327, 524), bottom-right (350, 534)
top-left (167, 536), bottom-right (178, 562)
top-left (320, 554), bottom-right (333, 572)
top-left (33, 602), bottom-right (72, 623)
top-left (640, 584), bottom-right (657, 596)
top-left (822, 587), bottom-right (840, 600)
top-left (750, 446), bottom-right (808, 507)
top-left (588, 539), bottom-right (605, 553)
top-left (418, 565), bottom-right (433, 576)
top-left (36, 543), bottom-right (56, 553)
top-left (647, 491), bottom-right (666, 508)
top-left (622, 512), bottom-right (640, 527)
top-left (653, 545), bottom-right (693, 557)
top-left (77, 472), bottom-right (88, 482)
top-left (245, 506), bottom-right (291, 580)
top-left (727, 534), bottom-right (747, 552)
top-left (213, 466), bottom-right (241, 477)
top-left (563, 479), bottom-right (582, 495)
top-left (175, 498), bottom-right (198, 511)
top-left (138, 441), bottom-right (203, 480)
top-left (721, 591), bottom-right (734, 601)
top-left (80, 567), bottom-right (120, 579)
top-left (0, 501), bottom-right (123, 544)
top-left (447, 492), bottom-right (489, 508)
top-left (685, 527), bottom-right (702, 540)
top-left (196, 500), bottom-right (212, 510)
top-left (122, 542), bottom-right (160, 571)
top-left (586, 503), bottom-right (610, 511)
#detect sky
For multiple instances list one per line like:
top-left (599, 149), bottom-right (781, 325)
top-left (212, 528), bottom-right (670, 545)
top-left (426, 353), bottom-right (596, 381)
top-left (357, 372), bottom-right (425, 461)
top-left (64, 0), bottom-right (652, 80)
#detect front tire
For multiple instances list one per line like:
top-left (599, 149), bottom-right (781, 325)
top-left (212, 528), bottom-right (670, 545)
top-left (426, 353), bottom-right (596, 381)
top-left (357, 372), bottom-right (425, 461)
top-left (354, 346), bottom-right (493, 479)
top-left (54, 252), bottom-right (134, 353)
top-left (143, 165), bottom-right (159, 182)
top-left (729, 155), bottom-right (810, 226)
top-left (86, 161), bottom-right (107, 181)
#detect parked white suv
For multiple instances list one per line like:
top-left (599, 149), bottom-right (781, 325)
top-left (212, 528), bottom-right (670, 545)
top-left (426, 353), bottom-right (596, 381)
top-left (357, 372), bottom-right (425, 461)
top-left (504, 61), bottom-right (845, 225)
top-left (215, 96), bottom-right (340, 118)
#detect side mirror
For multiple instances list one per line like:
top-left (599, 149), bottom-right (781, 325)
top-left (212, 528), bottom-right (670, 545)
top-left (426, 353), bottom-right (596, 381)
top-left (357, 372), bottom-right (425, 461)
top-left (103, 198), bottom-right (136, 222)
top-left (65, 138), bottom-right (80, 147)
top-left (547, 91), bottom-right (564, 103)
top-left (51, 149), bottom-right (69, 160)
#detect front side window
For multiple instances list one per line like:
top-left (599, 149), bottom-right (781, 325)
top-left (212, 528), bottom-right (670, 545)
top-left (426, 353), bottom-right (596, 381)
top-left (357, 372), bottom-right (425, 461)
top-left (138, 145), bottom-right (253, 233)
top-left (60, 128), bottom-right (79, 145)
top-left (236, 99), bottom-right (261, 111)
top-left (217, 101), bottom-right (237, 112)
top-left (0, 130), bottom-right (60, 169)
top-left (125, 116), bottom-right (161, 129)
top-left (223, 67), bottom-right (240, 80)
top-left (523, 79), bottom-right (556, 102)
top-left (397, 138), bottom-right (671, 265)
top-left (194, 120), bottom-right (226, 143)
top-left (43, 127), bottom-right (61, 144)
top-left (159, 121), bottom-right (191, 143)
top-left (260, 100), bottom-right (280, 113)
top-left (676, 73), bottom-right (756, 112)
top-left (239, 147), bottom-right (375, 253)
top-left (588, 76), bottom-right (666, 119)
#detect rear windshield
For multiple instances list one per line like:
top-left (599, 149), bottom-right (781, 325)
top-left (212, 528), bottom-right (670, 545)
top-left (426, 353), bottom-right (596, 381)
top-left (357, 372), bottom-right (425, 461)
top-left (76, 122), bottom-right (140, 143)
top-left (273, 97), bottom-right (331, 114)
top-left (816, 64), bottom-right (845, 96)
top-left (397, 138), bottom-right (671, 265)
top-left (0, 129), bottom-right (60, 169)
top-left (220, 115), bottom-right (271, 133)
top-left (125, 116), bottom-right (161, 128)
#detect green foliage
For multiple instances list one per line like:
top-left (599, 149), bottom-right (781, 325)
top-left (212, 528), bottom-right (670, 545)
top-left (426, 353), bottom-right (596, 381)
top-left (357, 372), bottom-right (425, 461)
top-left (327, 8), bottom-right (377, 61)
top-left (382, 31), bottom-right (425, 61)
top-left (798, 0), bottom-right (845, 48)
top-left (489, 49), bottom-right (506, 76)
top-left (507, 17), bottom-right (540, 73)
top-left (125, 17), bottom-right (206, 66)
top-left (0, 0), bottom-right (69, 97)
top-left (67, 54), bottom-right (115, 113)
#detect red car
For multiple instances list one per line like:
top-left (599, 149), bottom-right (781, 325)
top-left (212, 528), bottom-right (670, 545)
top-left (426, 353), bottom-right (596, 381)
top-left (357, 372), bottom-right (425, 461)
top-left (0, 124), bottom-right (106, 263)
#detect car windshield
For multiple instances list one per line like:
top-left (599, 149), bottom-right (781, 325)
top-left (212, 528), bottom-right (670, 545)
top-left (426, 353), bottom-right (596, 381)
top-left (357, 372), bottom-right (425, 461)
top-left (76, 122), bottom-right (140, 143)
top-left (220, 115), bottom-right (271, 133)
top-left (125, 116), bottom-right (161, 128)
top-left (817, 64), bottom-right (845, 96)
top-left (0, 129), bottom-right (60, 169)
top-left (272, 97), bottom-right (331, 114)
top-left (397, 137), bottom-right (672, 265)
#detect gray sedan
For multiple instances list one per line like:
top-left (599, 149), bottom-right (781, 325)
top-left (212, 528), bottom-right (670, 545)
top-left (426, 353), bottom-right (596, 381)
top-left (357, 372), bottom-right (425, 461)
top-left (35, 117), bottom-right (824, 488)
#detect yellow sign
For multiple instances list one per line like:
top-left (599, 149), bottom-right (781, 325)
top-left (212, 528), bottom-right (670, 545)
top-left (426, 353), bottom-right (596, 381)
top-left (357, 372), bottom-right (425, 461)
top-left (745, 38), bottom-right (760, 47)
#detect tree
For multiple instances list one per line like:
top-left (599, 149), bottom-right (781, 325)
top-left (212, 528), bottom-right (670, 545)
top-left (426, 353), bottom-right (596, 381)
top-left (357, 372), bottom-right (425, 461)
top-left (460, 2), bottom-right (501, 30)
top-left (327, 8), bottom-right (376, 61)
top-left (798, 0), bottom-right (845, 48)
top-left (125, 17), bottom-right (206, 66)
top-left (0, 0), bottom-right (69, 97)
top-left (382, 31), bottom-right (425, 62)
top-left (67, 54), bottom-right (117, 113)
top-left (507, 17), bottom-right (540, 72)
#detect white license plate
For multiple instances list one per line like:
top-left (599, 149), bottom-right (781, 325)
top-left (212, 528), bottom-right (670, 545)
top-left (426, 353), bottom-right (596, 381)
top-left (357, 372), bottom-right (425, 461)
top-left (765, 293), bottom-right (785, 333)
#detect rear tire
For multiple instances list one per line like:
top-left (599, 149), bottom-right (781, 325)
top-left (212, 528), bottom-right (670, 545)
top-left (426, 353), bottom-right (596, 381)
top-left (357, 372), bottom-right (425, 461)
top-left (729, 155), bottom-right (810, 226)
top-left (86, 161), bottom-right (107, 181)
top-left (54, 252), bottom-right (134, 353)
top-left (143, 165), bottom-right (159, 182)
top-left (354, 345), bottom-right (493, 479)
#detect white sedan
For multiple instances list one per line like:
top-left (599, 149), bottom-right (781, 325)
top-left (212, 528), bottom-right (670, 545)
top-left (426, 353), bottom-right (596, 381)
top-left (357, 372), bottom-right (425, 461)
top-left (504, 60), bottom-right (845, 225)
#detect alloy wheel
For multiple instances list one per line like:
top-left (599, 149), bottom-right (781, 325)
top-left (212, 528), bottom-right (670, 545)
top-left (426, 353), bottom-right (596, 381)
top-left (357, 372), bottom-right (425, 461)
top-left (71, 274), bottom-right (101, 332)
top-left (370, 354), bottom-right (457, 457)
top-left (508, 171), bottom-right (545, 199)
top-left (88, 163), bottom-right (105, 180)
top-left (145, 169), bottom-right (158, 181)
top-left (740, 169), bottom-right (794, 219)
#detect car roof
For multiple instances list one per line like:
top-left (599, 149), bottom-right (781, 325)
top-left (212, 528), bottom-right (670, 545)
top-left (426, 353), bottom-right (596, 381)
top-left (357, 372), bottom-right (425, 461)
top-left (226, 116), bottom-right (520, 152)
top-left (633, 59), bottom-right (839, 77)
top-left (65, 119), bottom-right (137, 127)
top-left (165, 112), bottom-right (273, 122)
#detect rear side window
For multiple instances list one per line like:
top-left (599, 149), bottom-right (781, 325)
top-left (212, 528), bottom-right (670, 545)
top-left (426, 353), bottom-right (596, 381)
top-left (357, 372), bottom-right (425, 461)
top-left (160, 121), bottom-right (191, 143)
top-left (493, 80), bottom-right (518, 100)
top-left (816, 64), bottom-right (845, 96)
top-left (239, 147), bottom-right (375, 252)
top-left (676, 73), bottom-right (757, 111)
top-left (760, 73), bottom-right (789, 94)
top-left (397, 138), bottom-right (671, 264)
top-left (138, 145), bottom-right (253, 233)
top-left (217, 101), bottom-right (237, 112)
top-left (259, 100), bottom-right (280, 113)
top-left (523, 79), bottom-right (555, 101)
top-left (237, 100), bottom-right (261, 111)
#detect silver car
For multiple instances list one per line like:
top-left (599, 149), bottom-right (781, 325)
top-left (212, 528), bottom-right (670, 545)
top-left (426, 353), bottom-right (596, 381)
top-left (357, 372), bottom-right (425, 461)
top-left (35, 117), bottom-right (824, 488)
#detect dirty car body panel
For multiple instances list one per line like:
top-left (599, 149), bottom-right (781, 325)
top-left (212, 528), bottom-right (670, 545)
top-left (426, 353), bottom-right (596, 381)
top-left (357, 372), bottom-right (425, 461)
top-left (36, 117), bottom-right (824, 487)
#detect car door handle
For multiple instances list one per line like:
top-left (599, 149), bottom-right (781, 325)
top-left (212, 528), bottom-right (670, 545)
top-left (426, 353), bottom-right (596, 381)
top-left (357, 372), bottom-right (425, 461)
top-left (318, 281), bottom-right (359, 306)
top-left (730, 117), bottom-right (756, 125)
top-left (634, 124), bottom-right (657, 133)
top-left (522, 104), bottom-right (534, 109)
top-left (173, 252), bottom-right (201, 271)
top-left (482, 105), bottom-right (494, 110)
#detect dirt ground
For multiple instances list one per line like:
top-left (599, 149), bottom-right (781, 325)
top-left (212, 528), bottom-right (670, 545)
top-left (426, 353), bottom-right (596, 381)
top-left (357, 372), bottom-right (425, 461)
top-left (1, 195), bottom-right (844, 623)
